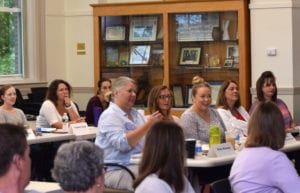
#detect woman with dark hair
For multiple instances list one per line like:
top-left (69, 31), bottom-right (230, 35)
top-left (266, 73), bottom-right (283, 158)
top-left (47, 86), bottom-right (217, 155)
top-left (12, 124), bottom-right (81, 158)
top-left (147, 85), bottom-right (179, 123)
top-left (216, 80), bottom-right (249, 135)
top-left (249, 71), bottom-right (294, 130)
top-left (85, 78), bottom-right (112, 126)
top-left (52, 141), bottom-right (105, 193)
top-left (0, 85), bottom-right (28, 127)
top-left (230, 101), bottom-right (300, 192)
top-left (133, 121), bottom-right (195, 193)
top-left (36, 79), bottom-right (84, 129)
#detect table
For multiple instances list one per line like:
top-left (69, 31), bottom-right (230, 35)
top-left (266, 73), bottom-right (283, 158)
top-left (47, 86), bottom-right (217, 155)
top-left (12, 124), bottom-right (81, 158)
top-left (26, 181), bottom-right (61, 192)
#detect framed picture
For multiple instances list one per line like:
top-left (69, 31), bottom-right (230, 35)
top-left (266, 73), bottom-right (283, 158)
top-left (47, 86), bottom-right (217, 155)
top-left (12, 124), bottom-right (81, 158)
top-left (118, 47), bottom-right (129, 66)
top-left (223, 58), bottom-right (233, 68)
top-left (105, 47), bottom-right (119, 66)
top-left (208, 81), bottom-right (223, 106)
top-left (149, 48), bottom-right (163, 66)
top-left (105, 26), bottom-right (126, 41)
top-left (185, 85), bottom-right (193, 106)
top-left (172, 85), bottom-right (184, 107)
top-left (129, 16), bottom-right (157, 41)
top-left (129, 45), bottom-right (151, 65)
top-left (226, 45), bottom-right (239, 64)
top-left (179, 47), bottom-right (201, 65)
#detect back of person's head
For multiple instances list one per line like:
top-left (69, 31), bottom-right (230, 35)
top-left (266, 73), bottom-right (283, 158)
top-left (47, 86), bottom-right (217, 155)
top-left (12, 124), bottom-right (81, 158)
top-left (246, 101), bottom-right (285, 150)
top-left (46, 79), bottom-right (72, 105)
top-left (147, 85), bottom-right (173, 114)
top-left (216, 80), bottom-right (241, 109)
top-left (52, 141), bottom-right (104, 192)
top-left (256, 71), bottom-right (277, 102)
top-left (133, 121), bottom-right (186, 193)
top-left (0, 123), bottom-right (27, 177)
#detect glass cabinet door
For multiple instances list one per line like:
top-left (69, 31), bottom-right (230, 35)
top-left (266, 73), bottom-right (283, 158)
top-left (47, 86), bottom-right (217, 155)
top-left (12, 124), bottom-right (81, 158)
top-left (100, 14), bottom-right (164, 107)
top-left (168, 11), bottom-right (239, 107)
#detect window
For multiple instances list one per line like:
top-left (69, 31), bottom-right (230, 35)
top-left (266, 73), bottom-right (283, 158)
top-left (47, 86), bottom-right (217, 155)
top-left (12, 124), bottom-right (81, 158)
top-left (0, 0), bottom-right (46, 83)
top-left (0, 0), bottom-right (22, 76)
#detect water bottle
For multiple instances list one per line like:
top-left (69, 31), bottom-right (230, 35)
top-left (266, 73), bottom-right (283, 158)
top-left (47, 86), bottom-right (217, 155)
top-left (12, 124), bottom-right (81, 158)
top-left (209, 125), bottom-right (221, 147)
top-left (194, 140), bottom-right (202, 159)
top-left (36, 127), bottom-right (42, 136)
top-left (62, 113), bottom-right (69, 132)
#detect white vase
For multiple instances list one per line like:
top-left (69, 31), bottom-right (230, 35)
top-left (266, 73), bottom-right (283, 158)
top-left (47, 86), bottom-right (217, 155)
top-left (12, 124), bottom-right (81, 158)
top-left (222, 20), bottom-right (230, 40)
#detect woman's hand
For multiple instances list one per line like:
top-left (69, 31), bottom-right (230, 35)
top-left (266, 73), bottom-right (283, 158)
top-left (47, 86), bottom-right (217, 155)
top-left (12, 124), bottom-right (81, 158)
top-left (64, 97), bottom-right (72, 107)
top-left (148, 111), bottom-right (163, 124)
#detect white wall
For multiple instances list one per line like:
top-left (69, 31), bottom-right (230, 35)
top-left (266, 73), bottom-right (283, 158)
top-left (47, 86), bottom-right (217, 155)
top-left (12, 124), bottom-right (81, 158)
top-left (250, 0), bottom-right (300, 123)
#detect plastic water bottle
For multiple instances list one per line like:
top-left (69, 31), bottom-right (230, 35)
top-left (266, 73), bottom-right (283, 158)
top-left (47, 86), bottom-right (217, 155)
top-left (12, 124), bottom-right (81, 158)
top-left (62, 113), bottom-right (69, 132)
top-left (194, 140), bottom-right (202, 159)
top-left (209, 125), bottom-right (221, 147)
top-left (36, 127), bottom-right (42, 136)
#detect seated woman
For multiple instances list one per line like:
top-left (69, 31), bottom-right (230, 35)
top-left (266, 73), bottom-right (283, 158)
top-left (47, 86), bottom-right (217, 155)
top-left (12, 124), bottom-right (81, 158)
top-left (36, 79), bottom-right (84, 129)
top-left (249, 71), bottom-right (295, 131)
top-left (230, 101), bottom-right (300, 192)
top-left (216, 80), bottom-right (249, 136)
top-left (180, 80), bottom-right (226, 143)
top-left (85, 78), bottom-right (111, 126)
top-left (95, 76), bottom-right (163, 191)
top-left (52, 141), bottom-right (105, 193)
top-left (133, 121), bottom-right (195, 193)
top-left (0, 85), bottom-right (28, 127)
top-left (147, 85), bottom-right (180, 123)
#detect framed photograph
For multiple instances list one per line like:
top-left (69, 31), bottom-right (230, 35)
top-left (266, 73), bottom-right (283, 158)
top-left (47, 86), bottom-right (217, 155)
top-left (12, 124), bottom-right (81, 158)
top-left (129, 16), bottom-right (157, 41)
top-left (105, 47), bottom-right (119, 66)
top-left (172, 85), bottom-right (184, 107)
top-left (105, 26), bottom-right (126, 41)
top-left (149, 48), bottom-right (163, 66)
top-left (179, 47), bottom-right (201, 65)
top-left (208, 81), bottom-right (223, 106)
top-left (129, 45), bottom-right (151, 65)
top-left (185, 85), bottom-right (193, 106)
top-left (226, 45), bottom-right (239, 64)
top-left (223, 58), bottom-right (233, 68)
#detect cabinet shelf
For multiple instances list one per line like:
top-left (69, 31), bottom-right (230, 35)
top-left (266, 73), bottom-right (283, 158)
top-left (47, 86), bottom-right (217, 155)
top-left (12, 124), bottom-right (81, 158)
top-left (92, 0), bottom-right (250, 108)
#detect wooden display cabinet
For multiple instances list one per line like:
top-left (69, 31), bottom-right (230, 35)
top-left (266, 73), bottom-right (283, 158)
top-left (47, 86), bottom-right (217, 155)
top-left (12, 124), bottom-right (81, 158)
top-left (91, 0), bottom-right (250, 108)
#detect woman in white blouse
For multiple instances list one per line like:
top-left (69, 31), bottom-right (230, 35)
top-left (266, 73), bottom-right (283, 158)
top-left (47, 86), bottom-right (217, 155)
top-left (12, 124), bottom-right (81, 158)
top-left (216, 80), bottom-right (249, 136)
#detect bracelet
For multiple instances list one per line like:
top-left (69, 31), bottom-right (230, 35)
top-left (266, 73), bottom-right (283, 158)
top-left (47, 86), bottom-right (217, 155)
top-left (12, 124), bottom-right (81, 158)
top-left (65, 105), bottom-right (72, 110)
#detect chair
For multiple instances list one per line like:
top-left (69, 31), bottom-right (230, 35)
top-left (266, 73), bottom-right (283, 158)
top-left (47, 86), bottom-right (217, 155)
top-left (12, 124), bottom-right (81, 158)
top-left (210, 178), bottom-right (232, 193)
top-left (103, 163), bottom-right (135, 193)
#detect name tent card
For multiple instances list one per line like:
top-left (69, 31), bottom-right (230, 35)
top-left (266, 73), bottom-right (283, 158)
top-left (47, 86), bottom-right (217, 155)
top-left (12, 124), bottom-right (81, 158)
top-left (208, 142), bottom-right (235, 157)
top-left (70, 122), bottom-right (88, 135)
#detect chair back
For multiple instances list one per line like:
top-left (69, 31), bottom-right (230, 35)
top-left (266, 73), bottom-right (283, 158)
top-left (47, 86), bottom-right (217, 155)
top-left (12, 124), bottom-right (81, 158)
top-left (210, 178), bottom-right (232, 193)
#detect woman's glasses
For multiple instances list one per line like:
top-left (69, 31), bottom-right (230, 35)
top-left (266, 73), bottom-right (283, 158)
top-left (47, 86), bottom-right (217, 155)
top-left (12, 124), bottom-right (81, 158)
top-left (158, 95), bottom-right (173, 100)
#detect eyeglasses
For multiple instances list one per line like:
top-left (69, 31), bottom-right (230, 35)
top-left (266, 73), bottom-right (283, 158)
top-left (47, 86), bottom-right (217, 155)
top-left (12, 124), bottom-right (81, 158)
top-left (158, 95), bottom-right (173, 100)
top-left (226, 87), bottom-right (239, 91)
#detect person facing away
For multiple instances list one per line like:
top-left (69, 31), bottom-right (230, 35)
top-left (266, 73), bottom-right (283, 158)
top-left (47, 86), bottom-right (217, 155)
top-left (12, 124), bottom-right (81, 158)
top-left (180, 79), bottom-right (226, 143)
top-left (36, 79), bottom-right (85, 129)
top-left (0, 85), bottom-right (28, 128)
top-left (147, 85), bottom-right (180, 123)
top-left (0, 123), bottom-right (32, 193)
top-left (85, 78), bottom-right (112, 126)
top-left (52, 141), bottom-right (105, 193)
top-left (230, 101), bottom-right (300, 193)
top-left (249, 71), bottom-right (295, 131)
top-left (133, 121), bottom-right (195, 193)
top-left (215, 80), bottom-right (249, 136)
top-left (94, 76), bottom-right (163, 191)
